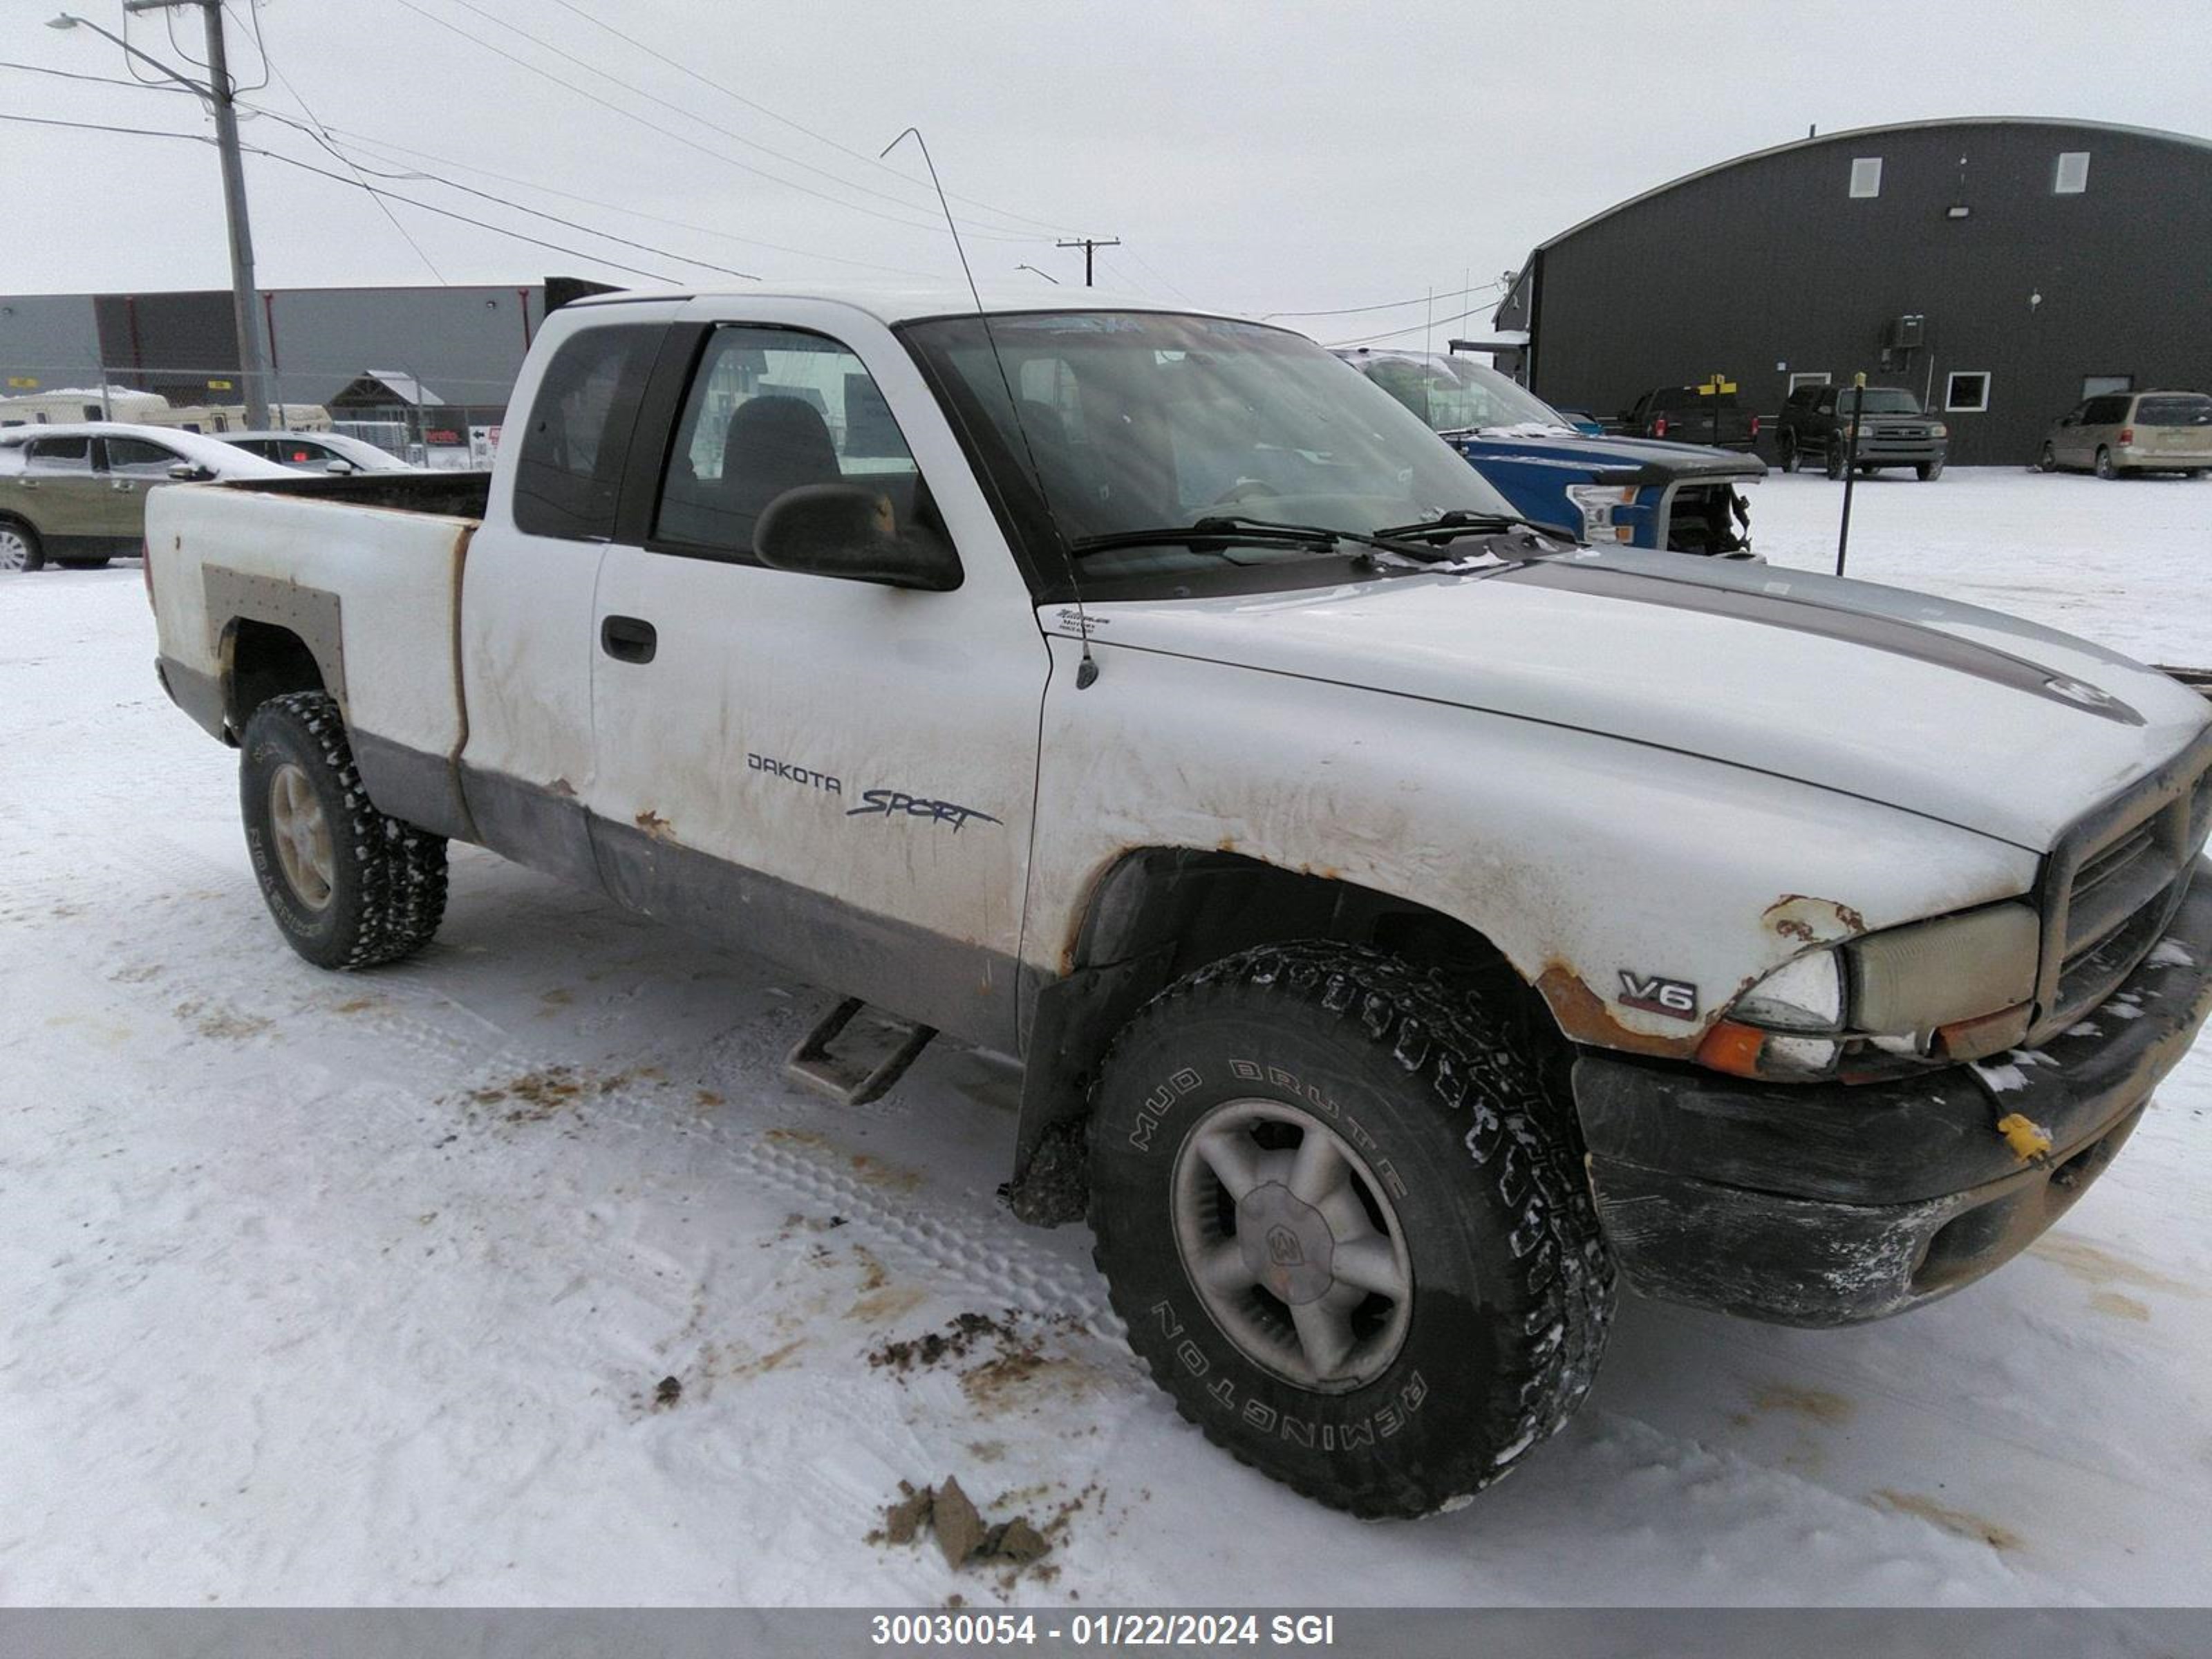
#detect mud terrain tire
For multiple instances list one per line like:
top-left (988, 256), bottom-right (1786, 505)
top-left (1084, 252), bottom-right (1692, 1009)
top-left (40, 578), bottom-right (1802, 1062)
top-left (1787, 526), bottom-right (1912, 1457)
top-left (238, 691), bottom-right (448, 969)
top-left (1089, 941), bottom-right (1613, 1517)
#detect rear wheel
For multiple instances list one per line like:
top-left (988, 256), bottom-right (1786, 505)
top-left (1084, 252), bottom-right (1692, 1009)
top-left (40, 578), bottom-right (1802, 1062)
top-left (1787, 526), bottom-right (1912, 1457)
top-left (1824, 443), bottom-right (1847, 480)
top-left (2095, 447), bottom-right (2121, 480)
top-left (1088, 942), bottom-right (1613, 1518)
top-left (238, 691), bottom-right (449, 969)
top-left (0, 521), bottom-right (44, 573)
top-left (2036, 443), bottom-right (2058, 473)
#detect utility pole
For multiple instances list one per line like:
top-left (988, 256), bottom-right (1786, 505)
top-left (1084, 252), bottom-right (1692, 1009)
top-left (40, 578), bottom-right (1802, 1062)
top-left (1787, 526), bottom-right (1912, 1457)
top-left (50, 2), bottom-right (271, 427)
top-left (1054, 236), bottom-right (1121, 288)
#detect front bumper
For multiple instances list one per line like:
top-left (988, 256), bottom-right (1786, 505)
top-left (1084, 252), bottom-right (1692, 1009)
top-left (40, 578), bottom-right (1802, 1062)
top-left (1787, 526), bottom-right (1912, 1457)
top-left (1571, 861), bottom-right (2212, 1327)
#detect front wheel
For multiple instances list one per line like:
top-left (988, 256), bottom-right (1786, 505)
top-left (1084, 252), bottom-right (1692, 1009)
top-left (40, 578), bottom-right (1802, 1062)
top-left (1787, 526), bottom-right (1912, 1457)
top-left (0, 521), bottom-right (44, 573)
top-left (2036, 443), bottom-right (2059, 474)
top-left (1824, 444), bottom-right (1847, 481)
top-left (1778, 435), bottom-right (1800, 473)
top-left (238, 691), bottom-right (449, 969)
top-left (1088, 943), bottom-right (1613, 1517)
top-left (1916, 458), bottom-right (1944, 481)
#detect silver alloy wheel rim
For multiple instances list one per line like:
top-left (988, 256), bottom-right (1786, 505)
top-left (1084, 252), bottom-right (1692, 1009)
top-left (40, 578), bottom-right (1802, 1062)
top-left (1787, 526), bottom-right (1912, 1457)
top-left (1170, 1098), bottom-right (1414, 1393)
top-left (0, 528), bottom-right (27, 572)
top-left (268, 762), bottom-right (337, 910)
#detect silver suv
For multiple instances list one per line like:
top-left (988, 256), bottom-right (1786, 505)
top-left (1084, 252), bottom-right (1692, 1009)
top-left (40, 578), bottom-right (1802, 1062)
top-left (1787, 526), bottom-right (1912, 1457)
top-left (2038, 390), bottom-right (2212, 479)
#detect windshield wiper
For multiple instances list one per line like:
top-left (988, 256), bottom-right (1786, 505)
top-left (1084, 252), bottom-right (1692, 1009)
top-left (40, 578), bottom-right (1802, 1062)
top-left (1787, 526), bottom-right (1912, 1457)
top-left (1068, 514), bottom-right (1435, 562)
top-left (1369, 508), bottom-right (1548, 542)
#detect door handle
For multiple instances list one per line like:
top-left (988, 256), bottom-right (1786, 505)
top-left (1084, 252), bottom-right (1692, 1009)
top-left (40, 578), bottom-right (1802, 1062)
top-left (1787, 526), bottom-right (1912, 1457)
top-left (111, 480), bottom-right (135, 491)
top-left (600, 615), bottom-right (657, 664)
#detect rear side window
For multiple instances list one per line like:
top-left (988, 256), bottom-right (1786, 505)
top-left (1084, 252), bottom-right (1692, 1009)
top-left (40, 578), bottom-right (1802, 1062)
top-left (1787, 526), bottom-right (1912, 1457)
top-left (26, 435), bottom-right (92, 471)
top-left (2137, 395), bottom-right (2212, 427)
top-left (2083, 396), bottom-right (2130, 424)
top-left (512, 324), bottom-right (659, 542)
top-left (104, 435), bottom-right (187, 476)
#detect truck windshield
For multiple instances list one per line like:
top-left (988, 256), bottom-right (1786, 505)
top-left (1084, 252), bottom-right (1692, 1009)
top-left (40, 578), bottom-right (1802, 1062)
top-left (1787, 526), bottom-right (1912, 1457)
top-left (1836, 389), bottom-right (1922, 415)
top-left (900, 311), bottom-right (1519, 593)
top-left (1335, 350), bottom-right (1573, 436)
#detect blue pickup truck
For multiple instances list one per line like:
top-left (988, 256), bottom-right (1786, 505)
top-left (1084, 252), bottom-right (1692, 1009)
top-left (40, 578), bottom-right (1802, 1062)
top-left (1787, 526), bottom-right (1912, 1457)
top-left (1335, 348), bottom-right (1765, 556)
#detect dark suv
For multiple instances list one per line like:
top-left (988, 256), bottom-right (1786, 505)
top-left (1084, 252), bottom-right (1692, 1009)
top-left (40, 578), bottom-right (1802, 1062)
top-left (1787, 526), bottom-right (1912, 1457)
top-left (1777, 384), bottom-right (1949, 480)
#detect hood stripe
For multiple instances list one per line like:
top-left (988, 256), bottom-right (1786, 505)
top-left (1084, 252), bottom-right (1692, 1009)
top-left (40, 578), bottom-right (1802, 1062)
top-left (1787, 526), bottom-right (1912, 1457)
top-left (1501, 559), bottom-right (2144, 726)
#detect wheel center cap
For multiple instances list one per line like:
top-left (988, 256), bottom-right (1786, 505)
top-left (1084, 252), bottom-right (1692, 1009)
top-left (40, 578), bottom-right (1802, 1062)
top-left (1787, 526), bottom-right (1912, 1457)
top-left (1236, 1183), bottom-right (1335, 1306)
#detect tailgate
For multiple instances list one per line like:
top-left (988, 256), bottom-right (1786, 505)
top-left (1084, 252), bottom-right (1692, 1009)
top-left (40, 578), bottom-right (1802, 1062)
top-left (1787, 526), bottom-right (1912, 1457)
top-left (148, 478), bottom-right (481, 769)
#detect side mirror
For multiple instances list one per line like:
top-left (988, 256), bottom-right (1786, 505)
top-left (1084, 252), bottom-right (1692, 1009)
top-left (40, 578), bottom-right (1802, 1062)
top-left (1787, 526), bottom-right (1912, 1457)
top-left (167, 461), bottom-right (210, 481)
top-left (324, 459), bottom-right (357, 475)
top-left (754, 483), bottom-right (962, 592)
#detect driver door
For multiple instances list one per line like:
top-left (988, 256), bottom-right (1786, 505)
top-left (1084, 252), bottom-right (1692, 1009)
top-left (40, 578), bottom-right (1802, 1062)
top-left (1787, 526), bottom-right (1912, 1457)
top-left (584, 303), bottom-right (1051, 1049)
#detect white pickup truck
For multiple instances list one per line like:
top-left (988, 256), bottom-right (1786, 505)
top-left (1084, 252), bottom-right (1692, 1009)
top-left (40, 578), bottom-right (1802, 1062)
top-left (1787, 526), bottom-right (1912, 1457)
top-left (147, 287), bottom-right (2212, 1519)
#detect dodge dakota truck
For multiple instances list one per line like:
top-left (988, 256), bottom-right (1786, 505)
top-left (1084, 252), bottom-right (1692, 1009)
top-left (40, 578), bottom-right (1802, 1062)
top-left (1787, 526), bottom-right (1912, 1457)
top-left (147, 288), bottom-right (2212, 1520)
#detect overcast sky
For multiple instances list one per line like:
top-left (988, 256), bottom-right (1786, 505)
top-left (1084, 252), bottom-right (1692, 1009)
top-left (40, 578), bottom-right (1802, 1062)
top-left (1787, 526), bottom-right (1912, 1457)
top-left (5, 0), bottom-right (2209, 345)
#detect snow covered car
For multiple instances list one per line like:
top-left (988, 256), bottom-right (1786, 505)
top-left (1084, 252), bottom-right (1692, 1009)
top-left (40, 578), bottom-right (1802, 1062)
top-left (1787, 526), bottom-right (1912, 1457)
top-left (0, 422), bottom-right (290, 572)
top-left (222, 429), bottom-right (419, 475)
top-left (145, 290), bottom-right (2212, 1519)
top-left (1338, 348), bottom-right (1764, 556)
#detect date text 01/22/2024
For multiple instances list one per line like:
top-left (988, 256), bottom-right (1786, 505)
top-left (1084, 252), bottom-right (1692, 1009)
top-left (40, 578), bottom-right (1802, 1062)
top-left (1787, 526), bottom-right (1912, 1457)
top-left (870, 1612), bottom-right (1338, 1647)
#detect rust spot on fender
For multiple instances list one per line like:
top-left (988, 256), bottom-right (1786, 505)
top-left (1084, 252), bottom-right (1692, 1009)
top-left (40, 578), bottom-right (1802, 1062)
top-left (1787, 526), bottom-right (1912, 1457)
top-left (1763, 894), bottom-right (1867, 944)
top-left (635, 809), bottom-right (675, 843)
top-left (1535, 962), bottom-right (1703, 1060)
top-left (549, 776), bottom-right (577, 799)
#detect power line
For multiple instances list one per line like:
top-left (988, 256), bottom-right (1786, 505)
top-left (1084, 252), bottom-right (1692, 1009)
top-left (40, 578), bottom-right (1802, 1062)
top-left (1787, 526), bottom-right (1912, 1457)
top-left (538, 0), bottom-right (1076, 238)
top-left (388, 0), bottom-right (1042, 245)
top-left (0, 57), bottom-right (197, 95)
top-left (0, 111), bottom-right (699, 287)
top-left (239, 104), bottom-right (946, 280)
top-left (1266, 279), bottom-right (1504, 321)
top-left (1323, 301), bottom-right (1508, 349)
top-left (455, 0), bottom-right (1057, 243)
top-left (244, 11), bottom-right (447, 284)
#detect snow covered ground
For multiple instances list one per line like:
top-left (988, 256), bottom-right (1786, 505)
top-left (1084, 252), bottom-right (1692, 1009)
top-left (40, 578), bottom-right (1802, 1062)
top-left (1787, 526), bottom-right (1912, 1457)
top-left (1, 467), bottom-right (2208, 1608)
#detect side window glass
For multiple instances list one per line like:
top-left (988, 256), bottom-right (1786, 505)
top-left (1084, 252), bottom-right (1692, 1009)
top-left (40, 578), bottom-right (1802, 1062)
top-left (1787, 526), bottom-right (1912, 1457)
top-left (512, 323), bottom-right (658, 542)
top-left (28, 435), bottom-right (93, 473)
top-left (653, 326), bottom-right (937, 563)
top-left (104, 436), bottom-right (186, 476)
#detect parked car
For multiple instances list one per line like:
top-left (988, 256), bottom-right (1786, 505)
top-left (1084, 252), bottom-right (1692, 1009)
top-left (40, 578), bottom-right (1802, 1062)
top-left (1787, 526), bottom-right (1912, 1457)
top-left (1622, 385), bottom-right (1759, 451)
top-left (1778, 384), bottom-right (1949, 480)
top-left (2038, 391), bottom-right (2212, 478)
top-left (1339, 350), bottom-right (1764, 556)
top-left (224, 429), bottom-right (418, 475)
top-left (147, 288), bottom-right (2212, 1520)
top-left (0, 421), bottom-right (291, 572)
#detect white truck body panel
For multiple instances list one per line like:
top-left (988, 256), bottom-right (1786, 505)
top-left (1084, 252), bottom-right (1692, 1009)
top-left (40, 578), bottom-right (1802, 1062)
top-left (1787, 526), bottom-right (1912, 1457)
top-left (150, 489), bottom-right (475, 763)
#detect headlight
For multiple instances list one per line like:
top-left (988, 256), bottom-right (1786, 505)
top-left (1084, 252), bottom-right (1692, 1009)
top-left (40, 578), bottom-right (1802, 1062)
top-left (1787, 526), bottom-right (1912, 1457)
top-left (1566, 482), bottom-right (1637, 542)
top-left (1699, 902), bottom-right (2039, 1081)
top-left (1929, 422), bottom-right (1949, 438)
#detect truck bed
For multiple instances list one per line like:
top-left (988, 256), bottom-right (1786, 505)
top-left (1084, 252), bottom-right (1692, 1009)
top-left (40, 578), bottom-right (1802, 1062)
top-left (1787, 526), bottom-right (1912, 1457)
top-left (147, 474), bottom-right (489, 791)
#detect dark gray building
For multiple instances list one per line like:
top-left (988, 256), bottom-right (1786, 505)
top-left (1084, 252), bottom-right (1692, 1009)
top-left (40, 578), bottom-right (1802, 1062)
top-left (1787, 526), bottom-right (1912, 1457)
top-left (1493, 118), bottom-right (2212, 465)
top-left (0, 280), bottom-right (554, 437)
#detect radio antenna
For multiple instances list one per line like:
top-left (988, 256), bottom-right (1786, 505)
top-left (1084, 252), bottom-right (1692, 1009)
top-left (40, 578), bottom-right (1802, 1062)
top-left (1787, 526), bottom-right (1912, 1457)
top-left (881, 126), bottom-right (1098, 688)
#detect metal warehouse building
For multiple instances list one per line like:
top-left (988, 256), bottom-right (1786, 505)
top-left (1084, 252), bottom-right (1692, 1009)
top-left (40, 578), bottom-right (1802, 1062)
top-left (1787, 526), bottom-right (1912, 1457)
top-left (1492, 118), bottom-right (2212, 466)
top-left (0, 279), bottom-right (605, 447)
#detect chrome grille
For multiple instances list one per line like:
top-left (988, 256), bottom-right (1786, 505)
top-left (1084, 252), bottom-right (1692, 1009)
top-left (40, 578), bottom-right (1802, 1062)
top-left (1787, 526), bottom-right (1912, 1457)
top-left (2037, 732), bottom-right (2212, 1036)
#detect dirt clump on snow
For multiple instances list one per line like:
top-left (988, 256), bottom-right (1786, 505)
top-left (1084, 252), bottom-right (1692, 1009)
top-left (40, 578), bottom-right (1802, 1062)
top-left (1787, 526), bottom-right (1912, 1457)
top-left (869, 1311), bottom-right (1010, 1374)
top-left (871, 1476), bottom-right (1055, 1578)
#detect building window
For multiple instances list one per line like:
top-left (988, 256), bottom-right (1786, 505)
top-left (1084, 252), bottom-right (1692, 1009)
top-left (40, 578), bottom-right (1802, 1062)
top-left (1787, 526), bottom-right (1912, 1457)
top-left (1944, 371), bottom-right (1991, 413)
top-left (1788, 371), bottom-right (1830, 393)
top-left (2054, 151), bottom-right (2090, 194)
top-left (1849, 157), bottom-right (1882, 198)
top-left (2082, 374), bottom-right (2133, 399)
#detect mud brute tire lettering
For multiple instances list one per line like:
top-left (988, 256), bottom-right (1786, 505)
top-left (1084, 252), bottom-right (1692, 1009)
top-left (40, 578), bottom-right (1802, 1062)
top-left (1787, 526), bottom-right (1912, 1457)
top-left (238, 691), bottom-right (449, 969)
top-left (1088, 941), bottom-right (1613, 1517)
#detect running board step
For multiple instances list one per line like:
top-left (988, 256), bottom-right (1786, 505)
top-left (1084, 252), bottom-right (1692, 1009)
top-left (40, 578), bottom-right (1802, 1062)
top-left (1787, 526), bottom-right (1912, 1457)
top-left (785, 997), bottom-right (936, 1106)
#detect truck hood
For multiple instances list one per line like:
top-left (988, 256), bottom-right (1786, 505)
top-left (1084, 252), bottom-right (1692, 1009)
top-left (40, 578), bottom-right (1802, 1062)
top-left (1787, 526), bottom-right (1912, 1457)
top-left (1069, 546), bottom-right (2210, 850)
top-left (1449, 429), bottom-right (1765, 482)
